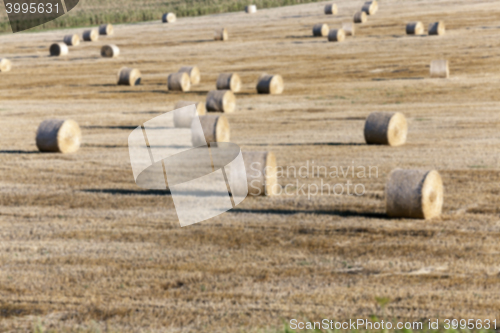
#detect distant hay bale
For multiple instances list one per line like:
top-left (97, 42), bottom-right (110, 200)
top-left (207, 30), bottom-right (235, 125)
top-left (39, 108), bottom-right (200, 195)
top-left (353, 11), bottom-right (367, 24)
top-left (313, 23), bottom-right (329, 37)
top-left (99, 23), bottom-right (114, 35)
top-left (101, 44), bottom-right (119, 58)
top-left (216, 73), bottom-right (241, 92)
top-left (245, 5), bottom-right (257, 13)
top-left (361, 1), bottom-right (378, 15)
top-left (324, 3), bottom-right (338, 15)
top-left (50, 43), bottom-right (68, 56)
top-left (36, 119), bottom-right (81, 153)
top-left (178, 66), bottom-right (200, 85)
top-left (430, 60), bottom-right (449, 79)
top-left (214, 28), bottom-right (228, 41)
top-left (63, 34), bottom-right (79, 46)
top-left (406, 21), bottom-right (424, 35)
top-left (428, 21), bottom-right (445, 36)
top-left (168, 72), bottom-right (191, 92)
top-left (386, 169), bottom-right (443, 219)
top-left (342, 22), bottom-right (355, 36)
top-left (240, 152), bottom-right (278, 196)
top-left (162, 13), bottom-right (176, 23)
top-left (328, 29), bottom-right (345, 42)
top-left (82, 29), bottom-right (98, 42)
top-left (117, 67), bottom-right (141, 86)
top-left (206, 90), bottom-right (236, 113)
top-left (173, 101), bottom-right (207, 128)
top-left (0, 58), bottom-right (11, 72)
top-left (191, 115), bottom-right (230, 147)
top-left (364, 112), bottom-right (407, 146)
top-left (256, 74), bottom-right (284, 94)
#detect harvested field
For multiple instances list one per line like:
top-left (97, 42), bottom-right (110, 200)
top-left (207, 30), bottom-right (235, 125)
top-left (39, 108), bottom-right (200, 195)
top-left (0, 0), bottom-right (499, 331)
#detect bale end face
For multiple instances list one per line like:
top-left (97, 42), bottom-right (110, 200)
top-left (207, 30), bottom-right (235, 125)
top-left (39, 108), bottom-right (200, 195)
top-left (178, 66), bottom-right (200, 85)
top-left (216, 73), bottom-right (241, 92)
top-left (99, 24), bottom-right (114, 35)
top-left (324, 3), bottom-right (338, 15)
top-left (406, 22), bottom-right (424, 35)
top-left (206, 90), bottom-right (236, 113)
top-left (430, 60), bottom-right (449, 79)
top-left (83, 29), bottom-right (98, 42)
top-left (428, 21), bottom-right (445, 36)
top-left (162, 13), bottom-right (176, 23)
top-left (364, 112), bottom-right (407, 146)
top-left (36, 119), bottom-right (81, 154)
top-left (245, 5), bottom-right (257, 13)
top-left (50, 43), bottom-right (68, 56)
top-left (313, 23), bottom-right (329, 37)
top-left (191, 115), bottom-right (230, 147)
top-left (0, 58), bottom-right (12, 72)
top-left (242, 151), bottom-right (278, 196)
top-left (173, 102), bottom-right (206, 128)
top-left (63, 34), bottom-right (80, 46)
top-left (256, 74), bottom-right (284, 94)
top-left (168, 72), bottom-right (191, 92)
top-left (354, 11), bottom-right (367, 24)
top-left (117, 67), bottom-right (141, 86)
top-left (362, 1), bottom-right (378, 15)
top-left (101, 45), bottom-right (120, 58)
top-left (328, 29), bottom-right (345, 42)
top-left (214, 28), bottom-right (228, 41)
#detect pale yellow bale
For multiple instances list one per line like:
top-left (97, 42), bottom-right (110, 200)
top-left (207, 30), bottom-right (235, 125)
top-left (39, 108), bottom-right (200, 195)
top-left (82, 29), bottom-right (98, 42)
top-left (214, 28), bottom-right (228, 41)
top-left (245, 5), bottom-right (257, 13)
top-left (362, 1), bottom-right (378, 15)
top-left (206, 90), bottom-right (236, 113)
top-left (216, 73), bottom-right (241, 92)
top-left (117, 67), bottom-right (141, 86)
top-left (430, 60), bottom-right (449, 78)
top-left (162, 13), bottom-right (176, 23)
top-left (406, 21), bottom-right (424, 35)
top-left (328, 29), bottom-right (345, 42)
top-left (63, 34), bottom-right (80, 46)
top-left (101, 44), bottom-right (120, 58)
top-left (237, 152), bottom-right (278, 196)
top-left (386, 169), bottom-right (443, 219)
top-left (178, 66), bottom-right (200, 85)
top-left (342, 22), bottom-right (355, 36)
top-left (0, 58), bottom-right (12, 72)
top-left (256, 74), bottom-right (284, 94)
top-left (428, 21), bottom-right (445, 36)
top-left (191, 115), bottom-right (230, 147)
top-left (354, 11), bottom-right (367, 24)
top-left (173, 101), bottom-right (207, 128)
top-left (50, 43), bottom-right (68, 56)
top-left (36, 119), bottom-right (81, 154)
top-left (313, 23), bottom-right (329, 37)
top-left (324, 3), bottom-right (338, 15)
top-left (99, 23), bottom-right (114, 35)
top-left (364, 112), bottom-right (407, 146)
top-left (168, 72), bottom-right (191, 92)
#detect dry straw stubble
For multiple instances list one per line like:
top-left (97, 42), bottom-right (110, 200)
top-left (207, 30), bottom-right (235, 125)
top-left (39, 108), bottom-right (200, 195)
top-left (216, 73), bottom-right (241, 92)
top-left (206, 90), bottom-right (236, 113)
top-left (117, 67), bottom-right (141, 86)
top-left (36, 119), bottom-right (82, 154)
top-left (364, 112), bottom-right (407, 146)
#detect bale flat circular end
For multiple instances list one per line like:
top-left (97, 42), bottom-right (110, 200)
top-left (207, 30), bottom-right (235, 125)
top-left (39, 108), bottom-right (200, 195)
top-left (101, 44), bottom-right (120, 58)
top-left (216, 73), bottom-right (241, 92)
top-left (214, 28), bottom-right (228, 41)
top-left (313, 23), bottom-right (329, 37)
top-left (63, 34), bottom-right (80, 46)
top-left (364, 112), bottom-right (407, 146)
top-left (162, 13), bottom-right (176, 23)
top-left (406, 21), bottom-right (424, 35)
top-left (386, 169), bottom-right (443, 219)
top-left (178, 66), bottom-right (200, 85)
top-left (328, 29), bottom-right (345, 42)
top-left (324, 3), bottom-right (338, 15)
top-left (242, 151), bottom-right (278, 196)
top-left (430, 60), bottom-right (449, 78)
top-left (206, 90), bottom-right (236, 113)
top-left (50, 43), bottom-right (68, 56)
top-left (36, 119), bottom-right (81, 153)
top-left (0, 58), bottom-right (12, 72)
top-left (245, 5), bottom-right (257, 13)
top-left (428, 21), bottom-right (445, 36)
top-left (83, 29), bottom-right (99, 42)
top-left (192, 115), bottom-right (230, 147)
top-left (354, 11), bottom-right (367, 23)
top-left (362, 1), bottom-right (378, 15)
top-left (99, 24), bottom-right (114, 35)
top-left (168, 72), bottom-right (191, 92)
top-left (117, 67), bottom-right (141, 86)
top-left (256, 74), bottom-right (284, 94)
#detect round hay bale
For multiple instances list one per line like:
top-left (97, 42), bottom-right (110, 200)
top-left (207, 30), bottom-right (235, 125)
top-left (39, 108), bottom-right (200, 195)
top-left (36, 119), bottom-right (81, 153)
top-left (101, 44), bottom-right (120, 58)
top-left (240, 152), bottom-right (278, 196)
top-left (386, 169), bottom-right (443, 219)
top-left (214, 28), bottom-right (228, 41)
top-left (324, 3), bottom-right (338, 15)
top-left (328, 29), bottom-right (345, 42)
top-left (245, 5), bottom-right (257, 13)
top-left (191, 115), bottom-right (230, 147)
top-left (168, 72), bottom-right (191, 92)
top-left (216, 73), bottom-right (241, 92)
top-left (256, 74), bottom-right (284, 94)
top-left (406, 21), bottom-right (424, 35)
top-left (173, 101), bottom-right (207, 128)
top-left (0, 58), bottom-right (12, 72)
top-left (50, 43), bottom-right (68, 56)
top-left (82, 29), bottom-right (98, 42)
top-left (117, 67), bottom-right (141, 86)
top-left (206, 90), bottom-right (236, 113)
top-left (313, 23), bottom-right (329, 37)
top-left (178, 66), bottom-right (200, 85)
top-left (364, 112), bottom-right (407, 146)
top-left (428, 21), bottom-right (445, 36)
top-left (63, 34), bottom-right (80, 46)
top-left (353, 11), bottom-right (367, 23)
top-left (99, 23), bottom-right (114, 35)
top-left (162, 13), bottom-right (176, 23)
top-left (342, 22), bottom-right (355, 36)
top-left (430, 60), bottom-right (449, 79)
top-left (362, 1), bottom-right (378, 15)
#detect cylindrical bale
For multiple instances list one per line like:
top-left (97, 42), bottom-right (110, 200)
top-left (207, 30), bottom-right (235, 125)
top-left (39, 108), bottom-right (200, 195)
top-left (216, 73), bottom-right (241, 92)
top-left (36, 119), bottom-right (82, 153)
top-left (162, 13), bottom-right (176, 23)
top-left (101, 44), bottom-right (120, 58)
top-left (328, 29), bottom-right (345, 42)
top-left (428, 21), bottom-right (445, 36)
top-left (430, 60), bottom-right (449, 79)
top-left (173, 101), bottom-right (207, 128)
top-left (361, 1), bottom-right (378, 15)
top-left (245, 5), bottom-right (257, 13)
top-left (117, 67), bottom-right (141, 86)
top-left (99, 23), bottom-right (114, 35)
top-left (353, 11), bottom-right (367, 24)
top-left (214, 28), bottom-right (228, 41)
top-left (324, 3), bottom-right (338, 15)
top-left (63, 34), bottom-right (80, 46)
top-left (168, 72), bottom-right (191, 92)
top-left (256, 74), bottom-right (284, 94)
top-left (406, 21), bottom-right (424, 35)
top-left (364, 112), bottom-right (407, 146)
top-left (191, 115), bottom-right (230, 147)
top-left (0, 58), bottom-right (12, 72)
top-left (50, 43), bottom-right (68, 56)
top-left (342, 22), bottom-right (355, 36)
top-left (82, 29), bottom-right (98, 42)
top-left (386, 169), bottom-right (443, 219)
top-left (240, 152), bottom-right (278, 196)
top-left (206, 90), bottom-right (236, 113)
top-left (312, 23), bottom-right (329, 37)
top-left (178, 66), bottom-right (200, 85)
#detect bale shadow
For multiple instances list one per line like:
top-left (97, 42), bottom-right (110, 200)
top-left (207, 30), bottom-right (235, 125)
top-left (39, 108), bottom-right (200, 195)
top-left (180, 39), bottom-right (213, 44)
top-left (82, 188), bottom-right (231, 197)
top-left (286, 35), bottom-right (316, 39)
top-left (82, 125), bottom-right (138, 130)
top-left (0, 150), bottom-right (40, 154)
top-left (229, 208), bottom-right (387, 219)
top-left (372, 77), bottom-right (425, 81)
top-left (242, 142), bottom-right (365, 147)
